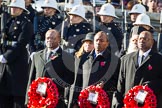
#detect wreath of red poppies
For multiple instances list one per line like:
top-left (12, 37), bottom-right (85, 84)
top-left (78, 85), bottom-right (110, 108)
top-left (27, 77), bottom-right (59, 108)
top-left (123, 85), bottom-right (157, 108)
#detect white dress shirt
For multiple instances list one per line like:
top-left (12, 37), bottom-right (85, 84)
top-left (138, 49), bottom-right (151, 66)
top-left (46, 46), bottom-right (59, 60)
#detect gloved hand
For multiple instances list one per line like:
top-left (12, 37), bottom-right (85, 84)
top-left (96, 81), bottom-right (104, 88)
top-left (0, 55), bottom-right (7, 63)
top-left (30, 52), bottom-right (36, 61)
top-left (142, 81), bottom-right (150, 86)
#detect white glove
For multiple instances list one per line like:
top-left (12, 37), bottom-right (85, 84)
top-left (0, 55), bottom-right (7, 63)
top-left (30, 52), bottom-right (36, 61)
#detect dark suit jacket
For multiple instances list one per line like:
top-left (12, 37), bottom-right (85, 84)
top-left (26, 47), bottom-right (74, 107)
top-left (68, 47), bottom-right (120, 108)
top-left (112, 50), bottom-right (162, 108)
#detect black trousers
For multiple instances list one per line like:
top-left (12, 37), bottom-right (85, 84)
top-left (0, 95), bottom-right (25, 108)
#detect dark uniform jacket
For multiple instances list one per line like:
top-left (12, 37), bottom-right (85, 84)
top-left (38, 14), bottom-right (63, 41)
top-left (127, 22), bottom-right (133, 37)
top-left (0, 13), bottom-right (33, 96)
top-left (26, 47), bottom-right (74, 107)
top-left (33, 14), bottom-right (63, 51)
top-left (62, 20), bottom-right (93, 51)
top-left (112, 50), bottom-right (162, 108)
top-left (26, 4), bottom-right (37, 23)
top-left (68, 47), bottom-right (120, 107)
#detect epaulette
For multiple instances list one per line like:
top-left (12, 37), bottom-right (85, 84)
top-left (114, 22), bottom-right (122, 30)
top-left (81, 22), bottom-right (92, 31)
top-left (24, 15), bottom-right (31, 22)
top-left (114, 22), bottom-right (120, 27)
top-left (57, 15), bottom-right (62, 19)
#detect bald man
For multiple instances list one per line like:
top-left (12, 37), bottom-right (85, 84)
top-left (26, 29), bottom-right (74, 108)
top-left (112, 31), bottom-right (162, 108)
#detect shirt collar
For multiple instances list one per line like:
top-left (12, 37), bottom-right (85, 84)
top-left (95, 50), bottom-right (105, 57)
top-left (47, 46), bottom-right (59, 54)
top-left (139, 48), bottom-right (151, 57)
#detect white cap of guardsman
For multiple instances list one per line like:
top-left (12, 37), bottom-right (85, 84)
top-left (8, 0), bottom-right (29, 12)
top-left (41, 0), bottom-right (60, 13)
top-left (97, 3), bottom-right (118, 18)
top-left (133, 13), bottom-right (154, 29)
top-left (68, 4), bottom-right (87, 21)
top-left (129, 4), bottom-right (146, 14)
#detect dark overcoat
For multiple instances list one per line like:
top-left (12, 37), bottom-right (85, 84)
top-left (26, 47), bottom-right (74, 107)
top-left (112, 50), bottom-right (162, 108)
top-left (68, 47), bottom-right (120, 107)
top-left (0, 13), bottom-right (33, 96)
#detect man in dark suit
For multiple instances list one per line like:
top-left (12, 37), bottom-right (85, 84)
top-left (26, 29), bottom-right (74, 108)
top-left (0, 0), bottom-right (33, 107)
top-left (112, 31), bottom-right (162, 108)
top-left (68, 31), bottom-right (120, 108)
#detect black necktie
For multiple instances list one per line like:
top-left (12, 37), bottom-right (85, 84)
top-left (47, 51), bottom-right (53, 61)
top-left (141, 55), bottom-right (145, 65)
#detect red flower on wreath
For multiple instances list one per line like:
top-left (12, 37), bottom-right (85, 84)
top-left (78, 85), bottom-right (110, 108)
top-left (50, 53), bottom-right (60, 60)
top-left (27, 77), bottom-right (59, 108)
top-left (123, 85), bottom-right (157, 108)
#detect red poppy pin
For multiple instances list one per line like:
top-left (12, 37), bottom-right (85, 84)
top-left (100, 61), bottom-right (106, 67)
top-left (148, 64), bottom-right (153, 71)
top-left (50, 53), bottom-right (59, 60)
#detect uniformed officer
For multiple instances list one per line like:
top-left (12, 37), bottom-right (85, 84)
top-left (97, 3), bottom-right (123, 51)
top-left (62, 4), bottom-right (93, 54)
top-left (132, 13), bottom-right (157, 52)
top-left (66, 0), bottom-right (94, 28)
top-left (128, 4), bottom-right (146, 37)
top-left (133, 13), bottom-right (154, 31)
top-left (34, 0), bottom-right (63, 51)
top-left (0, 0), bottom-right (33, 107)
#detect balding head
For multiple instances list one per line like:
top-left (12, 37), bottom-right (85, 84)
top-left (45, 29), bottom-right (61, 50)
top-left (94, 31), bottom-right (109, 54)
top-left (138, 31), bottom-right (154, 52)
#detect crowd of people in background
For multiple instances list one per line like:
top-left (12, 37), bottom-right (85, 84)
top-left (0, 0), bottom-right (162, 108)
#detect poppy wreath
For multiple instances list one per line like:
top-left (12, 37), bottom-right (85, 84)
top-left (78, 85), bottom-right (110, 108)
top-left (123, 85), bottom-right (157, 108)
top-left (27, 77), bottom-right (59, 108)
